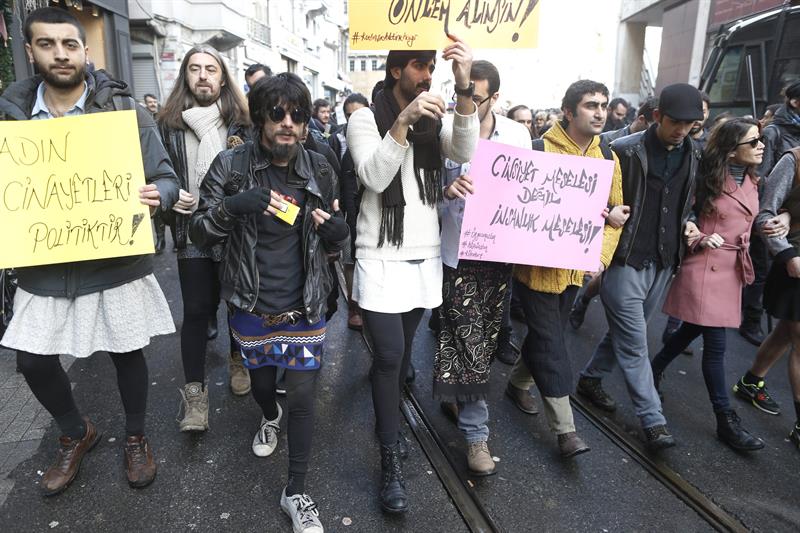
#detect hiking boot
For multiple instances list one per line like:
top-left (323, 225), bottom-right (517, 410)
top-left (715, 410), bottom-right (764, 452)
top-left (576, 376), bottom-right (617, 412)
top-left (790, 424), bottom-right (800, 451)
top-left (733, 376), bottom-right (780, 415)
top-left (124, 435), bottom-right (157, 488)
top-left (229, 354), bottom-right (251, 396)
top-left (557, 432), bottom-right (590, 458)
top-left (41, 418), bottom-right (101, 496)
top-left (505, 382), bottom-right (539, 415)
top-left (466, 441), bottom-right (496, 476)
top-left (179, 382), bottom-right (209, 432)
top-left (569, 296), bottom-right (590, 329)
top-left (379, 442), bottom-right (408, 514)
top-left (252, 404), bottom-right (282, 457)
top-left (280, 488), bottom-right (324, 533)
top-left (644, 424), bottom-right (676, 451)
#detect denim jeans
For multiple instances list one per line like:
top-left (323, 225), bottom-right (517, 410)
top-left (457, 400), bottom-right (489, 443)
top-left (651, 322), bottom-right (730, 413)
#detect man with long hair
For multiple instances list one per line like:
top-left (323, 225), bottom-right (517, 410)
top-left (191, 71), bottom-right (347, 533)
top-left (0, 7), bottom-right (179, 495)
top-left (158, 45), bottom-right (252, 432)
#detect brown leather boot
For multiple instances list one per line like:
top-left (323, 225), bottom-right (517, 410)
top-left (124, 435), bottom-right (157, 488)
top-left (41, 418), bottom-right (101, 496)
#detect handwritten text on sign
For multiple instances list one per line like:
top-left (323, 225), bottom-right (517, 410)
top-left (0, 110), bottom-right (153, 269)
top-left (458, 139), bottom-right (613, 271)
top-left (348, 0), bottom-right (540, 50)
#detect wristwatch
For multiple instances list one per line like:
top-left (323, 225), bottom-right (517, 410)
top-left (454, 81), bottom-right (475, 97)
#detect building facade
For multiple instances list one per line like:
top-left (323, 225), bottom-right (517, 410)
top-left (128, 0), bottom-right (350, 106)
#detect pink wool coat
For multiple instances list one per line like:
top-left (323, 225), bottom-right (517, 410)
top-left (662, 175), bottom-right (759, 328)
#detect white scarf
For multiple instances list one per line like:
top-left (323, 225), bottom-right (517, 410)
top-left (182, 104), bottom-right (225, 188)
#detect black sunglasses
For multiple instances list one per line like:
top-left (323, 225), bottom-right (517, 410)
top-left (267, 106), bottom-right (309, 124)
top-left (736, 135), bottom-right (765, 148)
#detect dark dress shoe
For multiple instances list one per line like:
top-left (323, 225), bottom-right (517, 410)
top-left (738, 325), bottom-right (765, 347)
top-left (41, 419), bottom-right (101, 496)
top-left (494, 339), bottom-right (518, 365)
top-left (558, 432), bottom-right (590, 458)
top-left (124, 435), bottom-right (157, 488)
top-left (716, 410), bottom-right (764, 452)
top-left (576, 376), bottom-right (617, 412)
top-left (505, 383), bottom-right (539, 414)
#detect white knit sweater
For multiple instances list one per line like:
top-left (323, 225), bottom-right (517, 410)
top-left (347, 106), bottom-right (479, 261)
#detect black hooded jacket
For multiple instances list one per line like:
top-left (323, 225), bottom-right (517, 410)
top-left (0, 70), bottom-right (179, 298)
top-left (759, 104), bottom-right (800, 176)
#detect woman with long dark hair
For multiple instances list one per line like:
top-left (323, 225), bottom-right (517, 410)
top-left (651, 118), bottom-right (765, 451)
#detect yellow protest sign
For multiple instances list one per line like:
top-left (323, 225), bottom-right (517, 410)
top-left (348, 0), bottom-right (540, 50)
top-left (0, 110), bottom-right (154, 269)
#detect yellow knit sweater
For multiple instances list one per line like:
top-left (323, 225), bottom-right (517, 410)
top-left (514, 122), bottom-right (624, 294)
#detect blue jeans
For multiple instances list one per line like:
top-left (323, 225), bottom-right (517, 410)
top-left (457, 400), bottom-right (489, 443)
top-left (651, 322), bottom-right (730, 413)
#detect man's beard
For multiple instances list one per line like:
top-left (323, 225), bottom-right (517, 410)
top-left (271, 141), bottom-right (298, 162)
top-left (399, 79), bottom-right (430, 104)
top-left (194, 91), bottom-right (219, 106)
top-left (39, 62), bottom-right (85, 89)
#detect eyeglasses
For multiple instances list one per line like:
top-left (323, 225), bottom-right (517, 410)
top-left (452, 93), bottom-right (493, 107)
top-left (267, 106), bottom-right (309, 124)
top-left (736, 135), bottom-right (765, 148)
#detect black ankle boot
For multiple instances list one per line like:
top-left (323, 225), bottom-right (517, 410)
top-left (716, 410), bottom-right (764, 451)
top-left (379, 442), bottom-right (408, 513)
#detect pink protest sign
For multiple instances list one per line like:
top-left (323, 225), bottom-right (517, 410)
top-left (458, 139), bottom-right (614, 271)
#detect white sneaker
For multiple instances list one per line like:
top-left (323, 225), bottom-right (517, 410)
top-left (252, 403), bottom-right (282, 457)
top-left (280, 488), bottom-right (324, 533)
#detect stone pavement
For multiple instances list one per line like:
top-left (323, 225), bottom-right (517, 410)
top-left (0, 350), bottom-right (74, 506)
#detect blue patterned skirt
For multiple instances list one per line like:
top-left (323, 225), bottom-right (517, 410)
top-left (229, 308), bottom-right (325, 370)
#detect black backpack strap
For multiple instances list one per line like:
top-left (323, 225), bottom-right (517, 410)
top-left (229, 142), bottom-right (252, 193)
top-left (531, 138), bottom-right (545, 151)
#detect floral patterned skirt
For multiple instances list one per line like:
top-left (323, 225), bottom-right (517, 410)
top-left (433, 260), bottom-right (512, 402)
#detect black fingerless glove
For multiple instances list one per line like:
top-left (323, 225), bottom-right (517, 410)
top-left (224, 187), bottom-right (269, 216)
top-left (316, 211), bottom-right (350, 242)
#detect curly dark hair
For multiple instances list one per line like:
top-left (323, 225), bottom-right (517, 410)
top-left (248, 72), bottom-right (311, 132)
top-left (697, 117), bottom-right (761, 216)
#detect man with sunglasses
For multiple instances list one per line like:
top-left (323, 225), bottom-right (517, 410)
top-left (435, 60), bottom-right (531, 475)
top-left (577, 83), bottom-right (704, 451)
top-left (191, 72), bottom-right (347, 533)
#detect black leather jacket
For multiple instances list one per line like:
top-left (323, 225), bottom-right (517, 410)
top-left (610, 130), bottom-right (702, 268)
top-left (158, 122), bottom-right (249, 249)
top-left (189, 141), bottom-right (345, 322)
top-left (758, 104), bottom-right (800, 176)
top-left (0, 71), bottom-right (179, 298)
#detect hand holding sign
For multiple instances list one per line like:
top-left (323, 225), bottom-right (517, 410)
top-left (445, 174), bottom-right (475, 200)
top-left (139, 184), bottom-right (161, 216)
top-left (443, 34), bottom-right (473, 92)
top-left (606, 205), bottom-right (630, 229)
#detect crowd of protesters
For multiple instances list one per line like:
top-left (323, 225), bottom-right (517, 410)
top-left (2, 7), bottom-right (800, 533)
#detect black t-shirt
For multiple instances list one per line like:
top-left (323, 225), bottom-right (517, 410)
top-left (254, 164), bottom-right (306, 314)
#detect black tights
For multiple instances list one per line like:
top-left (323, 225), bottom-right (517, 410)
top-left (250, 365), bottom-right (318, 495)
top-left (362, 308), bottom-right (424, 446)
top-left (17, 350), bottom-right (149, 439)
top-left (178, 258), bottom-right (236, 384)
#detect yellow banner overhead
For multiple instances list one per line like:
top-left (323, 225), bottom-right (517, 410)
top-left (349, 0), bottom-right (540, 50)
top-left (0, 110), bottom-right (155, 269)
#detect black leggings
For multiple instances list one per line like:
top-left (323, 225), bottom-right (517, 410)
top-left (178, 258), bottom-right (235, 383)
top-left (250, 365), bottom-right (318, 494)
top-left (362, 308), bottom-right (424, 446)
top-left (17, 350), bottom-right (149, 438)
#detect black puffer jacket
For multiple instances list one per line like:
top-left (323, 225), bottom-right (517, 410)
top-left (759, 104), bottom-right (800, 176)
top-left (610, 130), bottom-right (702, 267)
top-left (0, 70), bottom-right (179, 298)
top-left (189, 141), bottom-right (346, 322)
top-left (159, 121), bottom-right (250, 250)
